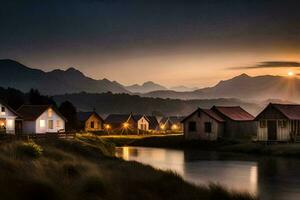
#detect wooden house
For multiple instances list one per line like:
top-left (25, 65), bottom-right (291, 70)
top-left (0, 100), bottom-right (21, 134)
top-left (132, 115), bottom-right (149, 131)
top-left (211, 106), bottom-right (256, 139)
top-left (105, 114), bottom-right (137, 131)
top-left (255, 103), bottom-right (300, 141)
top-left (182, 108), bottom-right (224, 140)
top-left (160, 116), bottom-right (184, 132)
top-left (183, 106), bottom-right (256, 140)
top-left (146, 116), bottom-right (160, 131)
top-left (77, 111), bottom-right (104, 132)
top-left (17, 105), bottom-right (66, 134)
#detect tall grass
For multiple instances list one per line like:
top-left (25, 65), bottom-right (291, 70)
top-left (0, 136), bottom-right (257, 200)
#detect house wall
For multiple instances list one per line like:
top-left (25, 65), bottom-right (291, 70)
top-left (256, 105), bottom-right (291, 141)
top-left (137, 117), bottom-right (149, 131)
top-left (23, 121), bottom-right (36, 134)
top-left (183, 111), bottom-right (223, 140)
top-left (35, 108), bottom-right (65, 134)
top-left (224, 121), bottom-right (257, 139)
top-left (257, 120), bottom-right (290, 141)
top-left (85, 114), bottom-right (103, 131)
top-left (0, 103), bottom-right (17, 134)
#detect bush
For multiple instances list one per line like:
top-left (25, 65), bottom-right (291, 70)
top-left (15, 141), bottom-right (43, 159)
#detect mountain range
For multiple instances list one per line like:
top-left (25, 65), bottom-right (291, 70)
top-left (1, 59), bottom-right (300, 102)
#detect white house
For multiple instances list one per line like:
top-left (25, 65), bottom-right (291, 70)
top-left (133, 115), bottom-right (149, 131)
top-left (0, 100), bottom-right (20, 134)
top-left (17, 105), bottom-right (66, 134)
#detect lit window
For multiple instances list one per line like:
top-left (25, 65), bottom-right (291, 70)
top-left (48, 120), bottom-right (53, 129)
top-left (40, 120), bottom-right (45, 128)
top-left (6, 119), bottom-right (13, 129)
top-left (48, 108), bottom-right (53, 117)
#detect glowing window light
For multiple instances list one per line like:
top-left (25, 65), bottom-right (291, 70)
top-left (40, 120), bottom-right (45, 128)
top-left (160, 125), bottom-right (165, 130)
top-left (172, 124), bottom-right (178, 130)
top-left (105, 124), bottom-right (111, 129)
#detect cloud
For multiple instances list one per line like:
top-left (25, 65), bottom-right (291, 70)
top-left (229, 61), bottom-right (300, 70)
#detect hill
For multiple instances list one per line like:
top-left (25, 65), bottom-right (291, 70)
top-left (0, 59), bottom-right (129, 95)
top-left (53, 92), bottom-right (261, 116)
top-left (125, 81), bottom-right (167, 93)
top-left (142, 74), bottom-right (300, 101)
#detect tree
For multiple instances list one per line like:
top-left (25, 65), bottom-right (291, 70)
top-left (59, 101), bottom-right (77, 131)
top-left (28, 89), bottom-right (57, 106)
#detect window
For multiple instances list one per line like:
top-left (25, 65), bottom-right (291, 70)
top-left (279, 120), bottom-right (287, 128)
top-left (56, 120), bottom-right (60, 128)
top-left (204, 122), bottom-right (212, 133)
top-left (260, 120), bottom-right (266, 128)
top-left (91, 121), bottom-right (95, 129)
top-left (40, 120), bottom-right (45, 128)
top-left (1, 106), bottom-right (5, 113)
top-left (48, 108), bottom-right (53, 117)
top-left (188, 121), bottom-right (196, 132)
top-left (48, 120), bottom-right (53, 129)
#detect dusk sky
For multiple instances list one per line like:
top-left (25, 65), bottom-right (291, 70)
top-left (1, 0), bottom-right (300, 87)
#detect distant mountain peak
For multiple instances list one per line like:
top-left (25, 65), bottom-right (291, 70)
top-left (236, 73), bottom-right (250, 78)
top-left (126, 81), bottom-right (167, 93)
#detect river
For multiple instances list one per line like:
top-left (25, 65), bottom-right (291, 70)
top-left (116, 146), bottom-right (300, 200)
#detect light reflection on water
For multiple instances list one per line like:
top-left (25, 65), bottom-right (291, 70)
top-left (116, 146), bottom-right (300, 200)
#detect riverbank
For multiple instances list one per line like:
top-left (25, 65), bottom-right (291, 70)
top-left (101, 134), bottom-right (300, 158)
top-left (0, 134), bottom-right (256, 200)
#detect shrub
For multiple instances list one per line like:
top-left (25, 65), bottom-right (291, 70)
top-left (15, 141), bottom-right (43, 159)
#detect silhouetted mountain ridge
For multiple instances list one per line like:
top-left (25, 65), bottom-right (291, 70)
top-left (0, 59), bottom-right (129, 95)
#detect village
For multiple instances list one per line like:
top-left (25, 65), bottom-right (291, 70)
top-left (1, 98), bottom-right (299, 143)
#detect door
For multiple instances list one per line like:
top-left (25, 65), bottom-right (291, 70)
top-left (268, 120), bottom-right (277, 140)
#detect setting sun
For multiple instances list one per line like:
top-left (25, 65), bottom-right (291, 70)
top-left (288, 71), bottom-right (294, 76)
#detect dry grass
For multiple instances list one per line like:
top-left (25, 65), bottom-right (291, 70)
top-left (0, 135), bottom-right (258, 200)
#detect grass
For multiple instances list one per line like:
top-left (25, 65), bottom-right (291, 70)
top-left (0, 134), bottom-right (257, 200)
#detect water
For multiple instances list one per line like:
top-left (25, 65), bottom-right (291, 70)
top-left (116, 146), bottom-right (300, 200)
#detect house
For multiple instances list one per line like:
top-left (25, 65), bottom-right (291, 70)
top-left (0, 100), bottom-right (21, 134)
top-left (182, 106), bottom-right (256, 140)
top-left (132, 115), bottom-right (149, 131)
top-left (77, 111), bottom-right (104, 132)
top-left (17, 105), bottom-right (66, 134)
top-left (182, 108), bottom-right (225, 140)
top-left (255, 103), bottom-right (300, 141)
top-left (105, 114), bottom-right (137, 131)
top-left (211, 106), bottom-right (256, 139)
top-left (146, 116), bottom-right (160, 131)
top-left (160, 116), bottom-right (184, 132)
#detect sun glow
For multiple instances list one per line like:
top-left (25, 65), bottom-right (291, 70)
top-left (288, 71), bottom-right (294, 76)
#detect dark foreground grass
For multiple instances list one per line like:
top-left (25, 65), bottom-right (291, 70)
top-left (0, 134), bottom-right (257, 200)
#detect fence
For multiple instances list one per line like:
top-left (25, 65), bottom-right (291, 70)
top-left (0, 132), bottom-right (76, 141)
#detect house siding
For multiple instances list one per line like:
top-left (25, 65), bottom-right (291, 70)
top-left (183, 111), bottom-right (223, 140)
top-left (137, 116), bottom-right (149, 131)
top-left (35, 108), bottom-right (65, 134)
top-left (0, 103), bottom-right (18, 134)
top-left (85, 114), bottom-right (103, 131)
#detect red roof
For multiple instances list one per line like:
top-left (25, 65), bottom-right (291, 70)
top-left (212, 106), bottom-right (254, 121)
top-left (272, 104), bottom-right (300, 120)
top-left (201, 109), bottom-right (225, 122)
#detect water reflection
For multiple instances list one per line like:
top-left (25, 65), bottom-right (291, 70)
top-left (116, 147), bottom-right (300, 200)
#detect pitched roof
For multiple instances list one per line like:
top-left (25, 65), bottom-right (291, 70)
top-left (201, 109), bottom-right (225, 122)
top-left (0, 99), bottom-right (22, 118)
top-left (77, 111), bottom-right (103, 122)
top-left (181, 108), bottom-right (224, 123)
top-left (17, 105), bottom-right (66, 121)
top-left (268, 103), bottom-right (300, 120)
top-left (105, 114), bottom-right (132, 124)
top-left (212, 106), bottom-right (254, 121)
top-left (132, 115), bottom-right (144, 122)
top-left (146, 116), bottom-right (159, 129)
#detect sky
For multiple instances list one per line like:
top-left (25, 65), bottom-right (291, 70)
top-left (1, 0), bottom-right (300, 88)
